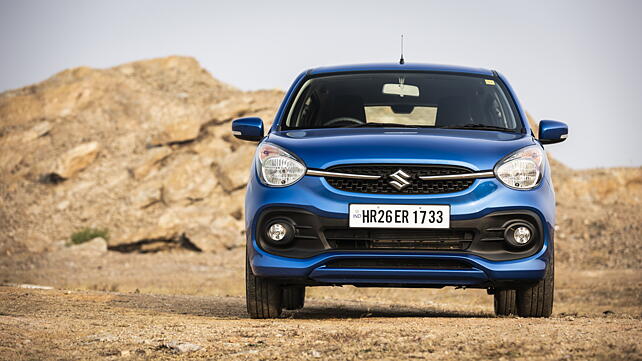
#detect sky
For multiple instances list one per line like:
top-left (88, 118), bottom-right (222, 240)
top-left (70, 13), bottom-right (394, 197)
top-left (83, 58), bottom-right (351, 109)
top-left (1, 0), bottom-right (640, 169)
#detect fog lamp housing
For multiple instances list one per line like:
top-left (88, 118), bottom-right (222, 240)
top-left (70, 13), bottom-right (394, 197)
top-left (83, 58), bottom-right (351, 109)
top-left (504, 222), bottom-right (535, 247)
top-left (264, 220), bottom-right (295, 246)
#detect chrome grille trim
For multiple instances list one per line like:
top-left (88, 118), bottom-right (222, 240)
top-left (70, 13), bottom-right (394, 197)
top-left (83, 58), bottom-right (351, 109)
top-left (418, 171), bottom-right (495, 181)
top-left (307, 169), bottom-right (494, 181)
top-left (306, 169), bottom-right (382, 180)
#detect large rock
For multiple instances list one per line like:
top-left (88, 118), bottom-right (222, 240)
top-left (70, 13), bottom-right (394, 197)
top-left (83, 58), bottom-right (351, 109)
top-left (131, 146), bottom-right (172, 180)
top-left (121, 206), bottom-right (245, 253)
top-left (186, 215), bottom-right (244, 252)
top-left (53, 141), bottom-right (100, 179)
top-left (129, 179), bottom-right (162, 209)
top-left (161, 341), bottom-right (203, 354)
top-left (0, 151), bottom-right (23, 175)
top-left (65, 237), bottom-right (108, 256)
top-left (192, 136), bottom-right (231, 159)
top-left (214, 147), bottom-right (255, 192)
top-left (161, 154), bottom-right (218, 204)
top-left (0, 121), bottom-right (52, 145)
top-left (150, 115), bottom-right (204, 145)
top-left (113, 224), bottom-right (180, 247)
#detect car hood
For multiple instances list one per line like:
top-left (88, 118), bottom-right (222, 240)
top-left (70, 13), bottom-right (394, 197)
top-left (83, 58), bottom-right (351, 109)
top-left (266, 128), bottom-right (536, 170)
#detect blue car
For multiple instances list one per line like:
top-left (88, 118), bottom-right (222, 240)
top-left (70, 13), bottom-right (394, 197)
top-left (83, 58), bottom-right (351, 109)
top-left (232, 63), bottom-right (568, 318)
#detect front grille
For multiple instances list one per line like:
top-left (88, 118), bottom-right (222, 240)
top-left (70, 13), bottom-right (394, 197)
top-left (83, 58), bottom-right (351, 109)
top-left (324, 258), bottom-right (472, 270)
top-left (324, 228), bottom-right (474, 251)
top-left (324, 164), bottom-right (474, 194)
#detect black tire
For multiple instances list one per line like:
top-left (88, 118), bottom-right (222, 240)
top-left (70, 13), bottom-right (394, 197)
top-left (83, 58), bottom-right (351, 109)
top-left (516, 252), bottom-right (554, 317)
top-left (246, 258), bottom-right (282, 319)
top-left (494, 289), bottom-right (517, 316)
top-left (282, 286), bottom-right (305, 310)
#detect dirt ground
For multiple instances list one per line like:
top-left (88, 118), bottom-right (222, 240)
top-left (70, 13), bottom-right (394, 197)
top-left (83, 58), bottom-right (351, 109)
top-left (1, 248), bottom-right (640, 360)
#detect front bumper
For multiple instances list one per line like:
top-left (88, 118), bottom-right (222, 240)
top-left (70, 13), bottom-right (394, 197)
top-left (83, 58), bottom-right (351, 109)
top-left (245, 171), bottom-right (555, 288)
top-left (251, 245), bottom-right (549, 288)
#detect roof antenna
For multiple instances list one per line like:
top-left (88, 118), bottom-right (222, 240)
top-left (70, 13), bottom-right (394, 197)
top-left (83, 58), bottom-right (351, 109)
top-left (399, 34), bottom-right (405, 64)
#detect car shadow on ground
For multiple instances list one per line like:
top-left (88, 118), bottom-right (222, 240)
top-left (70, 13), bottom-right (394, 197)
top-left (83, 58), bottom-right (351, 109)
top-left (285, 304), bottom-right (492, 319)
top-left (110, 293), bottom-right (492, 320)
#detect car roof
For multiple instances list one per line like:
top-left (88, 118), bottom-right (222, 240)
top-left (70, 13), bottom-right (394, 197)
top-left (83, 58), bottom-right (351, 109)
top-left (308, 63), bottom-right (495, 77)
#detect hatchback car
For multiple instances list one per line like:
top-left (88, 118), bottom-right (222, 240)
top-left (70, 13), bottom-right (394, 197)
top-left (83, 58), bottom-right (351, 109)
top-left (232, 63), bottom-right (568, 318)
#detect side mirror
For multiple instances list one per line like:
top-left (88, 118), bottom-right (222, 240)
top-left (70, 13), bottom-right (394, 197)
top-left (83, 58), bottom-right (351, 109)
top-left (232, 117), bottom-right (264, 142)
top-left (538, 120), bottom-right (568, 145)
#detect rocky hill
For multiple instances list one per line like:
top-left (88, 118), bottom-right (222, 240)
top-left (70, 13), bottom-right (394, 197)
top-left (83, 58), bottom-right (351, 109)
top-left (0, 56), bottom-right (640, 268)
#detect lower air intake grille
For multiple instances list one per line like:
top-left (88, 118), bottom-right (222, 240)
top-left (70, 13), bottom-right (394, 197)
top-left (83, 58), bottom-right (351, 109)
top-left (324, 229), bottom-right (474, 251)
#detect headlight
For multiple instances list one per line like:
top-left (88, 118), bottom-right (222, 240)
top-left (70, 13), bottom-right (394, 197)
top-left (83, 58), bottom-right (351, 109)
top-left (256, 142), bottom-right (306, 187)
top-left (494, 145), bottom-right (545, 190)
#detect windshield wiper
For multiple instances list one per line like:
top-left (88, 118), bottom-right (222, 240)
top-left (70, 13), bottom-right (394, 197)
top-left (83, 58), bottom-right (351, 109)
top-left (438, 123), bottom-right (514, 132)
top-left (345, 122), bottom-right (423, 128)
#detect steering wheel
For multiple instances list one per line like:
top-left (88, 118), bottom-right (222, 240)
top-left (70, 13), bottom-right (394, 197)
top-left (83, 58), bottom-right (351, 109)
top-left (324, 117), bottom-right (365, 127)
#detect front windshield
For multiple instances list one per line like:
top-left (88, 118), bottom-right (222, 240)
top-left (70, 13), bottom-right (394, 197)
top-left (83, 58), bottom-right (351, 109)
top-left (283, 72), bottom-right (522, 132)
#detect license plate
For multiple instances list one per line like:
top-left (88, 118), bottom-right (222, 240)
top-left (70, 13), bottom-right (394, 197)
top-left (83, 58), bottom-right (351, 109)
top-left (349, 204), bottom-right (450, 229)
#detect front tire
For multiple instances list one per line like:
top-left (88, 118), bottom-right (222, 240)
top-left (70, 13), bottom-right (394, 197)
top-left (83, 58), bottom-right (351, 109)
top-left (282, 286), bottom-right (305, 310)
top-left (516, 252), bottom-right (554, 317)
top-left (494, 289), bottom-right (517, 316)
top-left (246, 259), bottom-right (282, 319)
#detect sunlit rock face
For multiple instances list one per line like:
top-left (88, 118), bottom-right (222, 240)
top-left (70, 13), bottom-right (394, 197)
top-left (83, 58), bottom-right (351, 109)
top-left (0, 56), bottom-right (282, 254)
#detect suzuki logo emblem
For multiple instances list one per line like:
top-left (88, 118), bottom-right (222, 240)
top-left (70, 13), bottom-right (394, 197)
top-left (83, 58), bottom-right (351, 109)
top-left (389, 169), bottom-right (411, 190)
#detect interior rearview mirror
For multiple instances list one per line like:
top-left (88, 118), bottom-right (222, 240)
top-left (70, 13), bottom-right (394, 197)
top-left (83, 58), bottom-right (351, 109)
top-left (232, 117), bottom-right (264, 142)
top-left (382, 83), bottom-right (419, 97)
top-left (538, 120), bottom-right (568, 145)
